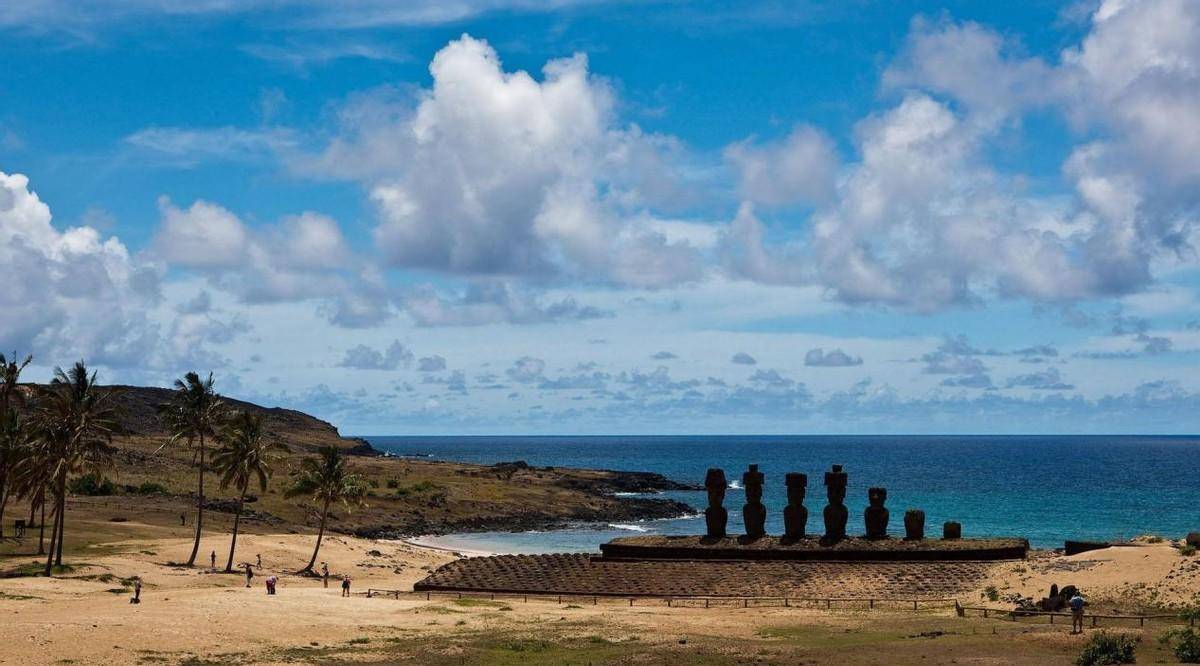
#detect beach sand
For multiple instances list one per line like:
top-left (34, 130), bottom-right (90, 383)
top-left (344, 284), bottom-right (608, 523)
top-left (2, 522), bottom-right (1198, 664)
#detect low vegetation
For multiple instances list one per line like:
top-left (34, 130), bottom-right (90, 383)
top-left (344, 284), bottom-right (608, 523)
top-left (1076, 632), bottom-right (1138, 666)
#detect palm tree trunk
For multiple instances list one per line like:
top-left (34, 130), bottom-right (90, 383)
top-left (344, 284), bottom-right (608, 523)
top-left (186, 432), bottom-right (205, 567)
top-left (37, 495), bottom-right (45, 555)
top-left (54, 485), bottom-right (65, 566)
top-left (28, 492), bottom-right (37, 526)
top-left (301, 497), bottom-right (330, 574)
top-left (43, 485), bottom-right (63, 576)
top-left (0, 479), bottom-right (8, 539)
top-left (224, 482), bottom-right (246, 573)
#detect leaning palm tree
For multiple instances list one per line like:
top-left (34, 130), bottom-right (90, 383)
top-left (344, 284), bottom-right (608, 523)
top-left (159, 372), bottom-right (226, 567)
top-left (284, 446), bottom-right (365, 574)
top-left (0, 352), bottom-right (32, 539)
top-left (212, 412), bottom-right (286, 572)
top-left (32, 362), bottom-right (118, 575)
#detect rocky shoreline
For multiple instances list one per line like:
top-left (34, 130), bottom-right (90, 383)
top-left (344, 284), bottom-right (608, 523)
top-left (355, 459), bottom-right (700, 539)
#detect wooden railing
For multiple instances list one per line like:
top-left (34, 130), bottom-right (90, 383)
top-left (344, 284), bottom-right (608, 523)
top-left (957, 604), bottom-right (1196, 628)
top-left (365, 588), bottom-right (959, 610)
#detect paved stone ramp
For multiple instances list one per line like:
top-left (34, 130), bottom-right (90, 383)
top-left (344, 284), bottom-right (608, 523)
top-left (414, 554), bottom-right (994, 598)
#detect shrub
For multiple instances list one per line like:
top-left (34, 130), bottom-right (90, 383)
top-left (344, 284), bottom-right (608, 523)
top-left (1181, 544), bottom-right (1197, 557)
top-left (983, 585), bottom-right (999, 602)
top-left (386, 479), bottom-right (399, 489)
top-left (68, 474), bottom-right (116, 496)
top-left (1076, 632), bottom-right (1137, 666)
top-left (1161, 628), bottom-right (1200, 663)
top-left (133, 481), bottom-right (168, 495)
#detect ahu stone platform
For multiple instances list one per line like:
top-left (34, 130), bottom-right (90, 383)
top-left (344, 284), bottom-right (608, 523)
top-left (412, 553), bottom-right (998, 598)
top-left (598, 535), bottom-right (1029, 562)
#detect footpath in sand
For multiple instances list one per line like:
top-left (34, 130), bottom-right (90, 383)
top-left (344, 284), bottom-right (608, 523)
top-left (2, 522), bottom-right (1199, 664)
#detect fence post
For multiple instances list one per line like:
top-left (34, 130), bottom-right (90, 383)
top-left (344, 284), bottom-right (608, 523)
top-left (826, 599), bottom-right (831, 610)
top-left (913, 600), bottom-right (918, 611)
top-left (784, 598), bottom-right (789, 608)
top-left (706, 599), bottom-right (710, 609)
top-left (668, 598), bottom-right (672, 608)
top-left (983, 609), bottom-right (988, 618)
top-left (629, 598), bottom-right (633, 607)
top-left (744, 599), bottom-right (748, 609)
top-left (1092, 616), bottom-right (1097, 628)
top-left (870, 599), bottom-right (874, 609)
top-left (426, 592), bottom-right (430, 601)
top-left (593, 596), bottom-right (598, 605)
top-left (1140, 617), bottom-right (1145, 628)
top-left (1050, 613), bottom-right (1054, 624)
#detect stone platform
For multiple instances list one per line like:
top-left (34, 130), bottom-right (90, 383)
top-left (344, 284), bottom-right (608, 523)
top-left (412, 553), bottom-right (997, 598)
top-left (598, 535), bottom-right (1027, 561)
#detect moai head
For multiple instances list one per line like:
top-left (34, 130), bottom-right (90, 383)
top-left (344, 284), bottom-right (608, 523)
top-left (743, 464), bottom-right (764, 503)
top-left (785, 473), bottom-right (807, 505)
top-left (824, 464), bottom-right (847, 504)
top-left (704, 468), bottom-right (727, 508)
top-left (868, 487), bottom-right (887, 507)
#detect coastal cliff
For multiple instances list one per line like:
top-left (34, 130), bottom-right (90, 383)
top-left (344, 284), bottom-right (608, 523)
top-left (28, 384), bottom-right (698, 538)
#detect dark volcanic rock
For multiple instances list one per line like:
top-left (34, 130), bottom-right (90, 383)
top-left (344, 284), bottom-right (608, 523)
top-left (555, 470), bottom-right (702, 494)
top-left (354, 496), bottom-right (695, 540)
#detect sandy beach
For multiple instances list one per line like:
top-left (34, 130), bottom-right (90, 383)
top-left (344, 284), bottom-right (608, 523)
top-left (3, 511), bottom-right (1198, 665)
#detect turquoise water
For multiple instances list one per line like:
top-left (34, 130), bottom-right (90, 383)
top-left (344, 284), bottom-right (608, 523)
top-left (366, 435), bottom-right (1200, 552)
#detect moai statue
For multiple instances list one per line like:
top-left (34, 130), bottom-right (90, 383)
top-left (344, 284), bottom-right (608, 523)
top-left (782, 472), bottom-right (808, 542)
top-left (943, 521), bottom-right (962, 540)
top-left (704, 468), bottom-right (728, 539)
top-left (903, 509), bottom-right (925, 541)
top-left (742, 464), bottom-right (767, 539)
top-left (822, 464), bottom-right (849, 541)
top-left (864, 487), bottom-right (889, 539)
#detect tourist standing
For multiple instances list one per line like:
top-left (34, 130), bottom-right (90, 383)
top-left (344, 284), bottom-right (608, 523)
top-left (1069, 591), bottom-right (1086, 634)
top-left (321, 562), bottom-right (329, 588)
top-left (341, 574), bottom-right (351, 597)
top-left (130, 578), bottom-right (142, 604)
top-left (210, 550), bottom-right (216, 570)
top-left (244, 562), bottom-right (254, 588)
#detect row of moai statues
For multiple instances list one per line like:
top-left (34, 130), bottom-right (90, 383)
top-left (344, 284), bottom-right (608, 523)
top-left (703, 463), bottom-right (963, 541)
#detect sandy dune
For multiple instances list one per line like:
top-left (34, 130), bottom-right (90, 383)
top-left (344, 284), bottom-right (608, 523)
top-left (2, 527), bottom-right (1198, 665)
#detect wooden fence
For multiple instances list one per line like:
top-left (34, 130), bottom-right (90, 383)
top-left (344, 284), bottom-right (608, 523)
top-left (366, 588), bottom-right (959, 610)
top-left (957, 604), bottom-right (1195, 628)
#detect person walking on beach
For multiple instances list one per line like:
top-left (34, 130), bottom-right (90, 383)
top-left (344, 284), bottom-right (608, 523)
top-left (341, 574), bottom-right (351, 597)
top-left (256, 553), bottom-right (262, 569)
top-left (130, 577), bottom-right (142, 604)
top-left (210, 550), bottom-right (216, 570)
top-left (321, 562), bottom-right (329, 588)
top-left (244, 562), bottom-right (255, 588)
top-left (1069, 591), bottom-right (1086, 634)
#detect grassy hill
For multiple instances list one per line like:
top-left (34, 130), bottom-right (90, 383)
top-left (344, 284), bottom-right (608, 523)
top-left (3, 384), bottom-right (694, 552)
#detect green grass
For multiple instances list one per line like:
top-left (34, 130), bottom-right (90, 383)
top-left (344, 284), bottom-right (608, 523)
top-left (451, 597), bottom-right (507, 608)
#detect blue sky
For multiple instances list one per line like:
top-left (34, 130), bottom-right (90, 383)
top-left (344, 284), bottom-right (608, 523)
top-left (2, 0), bottom-right (1199, 434)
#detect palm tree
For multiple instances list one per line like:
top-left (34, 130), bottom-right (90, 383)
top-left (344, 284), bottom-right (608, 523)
top-left (32, 362), bottom-right (118, 576)
top-left (159, 372), bottom-right (225, 567)
top-left (211, 412), bottom-right (286, 572)
top-left (0, 352), bottom-right (32, 539)
top-left (285, 446), bottom-right (365, 574)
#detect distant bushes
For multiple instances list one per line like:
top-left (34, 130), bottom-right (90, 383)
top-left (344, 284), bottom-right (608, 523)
top-left (131, 481), bottom-right (168, 495)
top-left (1161, 627), bottom-right (1200, 663)
top-left (68, 474), bottom-right (117, 496)
top-left (393, 480), bottom-right (439, 497)
top-left (1076, 632), bottom-right (1137, 665)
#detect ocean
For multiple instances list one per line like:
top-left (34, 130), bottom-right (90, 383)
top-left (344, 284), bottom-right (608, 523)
top-left (364, 435), bottom-right (1200, 553)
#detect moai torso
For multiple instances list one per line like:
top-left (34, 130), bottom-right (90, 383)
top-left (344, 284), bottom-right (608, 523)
top-left (823, 464), bottom-right (848, 541)
top-left (783, 472), bottom-right (808, 541)
top-left (741, 464), bottom-right (766, 539)
top-left (864, 486), bottom-right (889, 539)
top-left (704, 468), bottom-right (728, 539)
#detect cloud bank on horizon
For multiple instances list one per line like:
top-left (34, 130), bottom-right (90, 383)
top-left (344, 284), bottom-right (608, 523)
top-left (1, 0), bottom-right (1199, 434)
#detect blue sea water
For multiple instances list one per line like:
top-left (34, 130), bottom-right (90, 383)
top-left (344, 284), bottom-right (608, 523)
top-left (364, 435), bottom-right (1200, 553)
